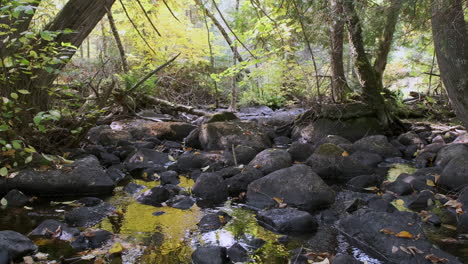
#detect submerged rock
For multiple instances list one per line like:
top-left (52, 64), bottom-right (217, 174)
top-left (0, 156), bottom-right (115, 197)
top-left (192, 246), bottom-right (230, 264)
top-left (2, 189), bottom-right (29, 208)
top-left (197, 212), bottom-right (231, 232)
top-left (0, 231), bottom-right (37, 261)
top-left (227, 243), bottom-right (248, 263)
top-left (30, 219), bottom-right (80, 240)
top-left (256, 208), bottom-right (317, 235)
top-left (247, 164), bottom-right (335, 212)
top-left (136, 186), bottom-right (171, 207)
top-left (65, 200), bottom-right (116, 227)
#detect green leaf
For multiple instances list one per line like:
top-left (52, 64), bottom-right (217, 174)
top-left (40, 31), bottom-right (54, 41)
top-left (17, 89), bottom-right (30, 94)
top-left (0, 124), bottom-right (9, 132)
top-left (10, 93), bottom-right (18, 100)
top-left (25, 155), bottom-right (33, 164)
top-left (12, 140), bottom-right (22, 150)
top-left (0, 198), bottom-right (7, 207)
top-left (0, 167), bottom-right (8, 177)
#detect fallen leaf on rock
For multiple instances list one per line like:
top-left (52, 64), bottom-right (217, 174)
top-left (363, 186), bottom-right (379, 192)
top-left (81, 255), bottom-right (96, 260)
top-left (109, 242), bottom-right (124, 254)
top-left (273, 197), bottom-right (284, 204)
top-left (379, 228), bottom-right (395, 235)
top-left (312, 258), bottom-right (330, 264)
top-left (392, 246), bottom-right (399, 253)
top-left (425, 254), bottom-right (449, 263)
top-left (441, 224), bottom-right (457, 230)
top-left (23, 256), bottom-right (34, 264)
top-left (400, 246), bottom-right (411, 255)
top-left (440, 238), bottom-right (458, 243)
top-left (407, 246), bottom-right (423, 254)
top-left (426, 179), bottom-right (436, 187)
top-left (254, 164), bottom-right (262, 169)
top-left (395, 231), bottom-right (413, 238)
top-left (201, 165), bottom-right (210, 172)
top-left (342, 151), bottom-right (349, 157)
top-left (35, 252), bottom-right (48, 260)
top-left (444, 200), bottom-right (463, 209)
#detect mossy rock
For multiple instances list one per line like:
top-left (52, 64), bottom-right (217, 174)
top-left (314, 143), bottom-right (346, 156)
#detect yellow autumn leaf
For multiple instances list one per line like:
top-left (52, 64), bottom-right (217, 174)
top-left (379, 228), bottom-right (395, 235)
top-left (342, 151), bottom-right (349, 157)
top-left (395, 231), bottom-right (413, 238)
top-left (109, 242), bottom-right (124, 254)
top-left (273, 197), bottom-right (284, 204)
top-left (426, 179), bottom-right (436, 187)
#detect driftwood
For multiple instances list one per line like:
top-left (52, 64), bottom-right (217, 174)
top-left (144, 95), bottom-right (208, 116)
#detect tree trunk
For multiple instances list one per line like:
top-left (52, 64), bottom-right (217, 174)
top-left (330, 0), bottom-right (350, 102)
top-left (431, 0), bottom-right (468, 128)
top-left (342, 0), bottom-right (391, 126)
top-left (373, 0), bottom-right (403, 79)
top-left (3, 0), bottom-right (116, 110)
top-left (229, 0), bottom-right (241, 111)
top-left (107, 8), bottom-right (129, 73)
top-left (194, 0), bottom-right (244, 64)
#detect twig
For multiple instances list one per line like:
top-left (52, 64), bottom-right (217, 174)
top-left (127, 53), bottom-right (181, 93)
top-left (135, 0), bottom-right (162, 37)
top-left (162, 0), bottom-right (180, 22)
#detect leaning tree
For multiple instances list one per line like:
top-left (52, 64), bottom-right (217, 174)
top-left (0, 0), bottom-right (116, 110)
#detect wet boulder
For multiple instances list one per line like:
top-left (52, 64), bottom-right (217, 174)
top-left (434, 144), bottom-right (468, 167)
top-left (349, 151), bottom-right (383, 167)
top-left (87, 126), bottom-right (131, 146)
top-left (0, 231), bottom-right (37, 261)
top-left (306, 143), bottom-right (374, 182)
top-left (287, 142), bottom-right (314, 162)
top-left (123, 182), bottom-right (146, 196)
top-left (71, 229), bottom-right (113, 251)
top-left (160, 171), bottom-right (180, 185)
top-left (353, 135), bottom-right (402, 158)
top-left (398, 131), bottom-right (426, 146)
top-left (248, 149), bottom-right (292, 175)
top-left (192, 172), bottom-right (228, 207)
top-left (166, 195), bottom-right (195, 210)
top-left (197, 211), bottom-right (231, 232)
top-left (30, 219), bottom-right (80, 240)
top-left (204, 111), bottom-right (239, 123)
top-left (256, 208), bottom-right (317, 235)
top-left (225, 167), bottom-right (263, 196)
top-left (439, 156), bottom-right (468, 191)
top-left (125, 149), bottom-right (169, 170)
top-left (347, 174), bottom-right (381, 192)
top-left (227, 243), bottom-right (248, 263)
top-left (176, 151), bottom-right (210, 172)
top-left (2, 189), bottom-right (29, 208)
top-left (339, 209), bottom-right (462, 264)
top-left (199, 121), bottom-right (271, 151)
top-left (184, 128), bottom-right (201, 149)
top-left (65, 200), bottom-right (116, 227)
top-left (226, 145), bottom-right (259, 165)
top-left (192, 246), bottom-right (230, 264)
top-left (247, 164), bottom-right (335, 212)
top-left (0, 156), bottom-right (115, 197)
top-left (136, 186), bottom-right (171, 207)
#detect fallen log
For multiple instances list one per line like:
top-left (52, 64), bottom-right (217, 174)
top-left (144, 95), bottom-right (209, 116)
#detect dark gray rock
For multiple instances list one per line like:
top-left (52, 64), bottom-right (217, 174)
top-left (2, 189), bottom-right (29, 207)
top-left (65, 201), bottom-right (116, 227)
top-left (176, 152), bottom-right (210, 172)
top-left (347, 174), bottom-right (381, 192)
top-left (0, 231), bottom-right (37, 261)
top-left (339, 209), bottom-right (462, 264)
top-left (227, 243), bottom-right (248, 263)
top-left (457, 213), bottom-right (468, 233)
top-left (225, 167), bottom-right (263, 196)
top-left (398, 131), bottom-right (425, 146)
top-left (192, 246), bottom-right (230, 264)
top-left (184, 128), bottom-right (201, 149)
top-left (384, 180), bottom-right (413, 196)
top-left (123, 183), bottom-right (146, 195)
top-left (406, 190), bottom-right (434, 211)
top-left (353, 135), bottom-right (402, 158)
top-left (106, 165), bottom-right (126, 183)
top-left (197, 212), bottom-right (231, 232)
top-left (136, 186), bottom-right (171, 207)
top-left (415, 151), bottom-right (436, 168)
top-left (217, 166), bottom-right (243, 179)
top-left (439, 156), bottom-right (468, 191)
top-left (192, 173), bottom-right (228, 207)
top-left (0, 156), bottom-right (115, 197)
top-left (435, 144), bottom-right (468, 167)
top-left (288, 142), bottom-right (314, 162)
top-left (333, 254), bottom-right (361, 264)
top-left (166, 195), bottom-right (195, 210)
top-left (247, 164), bottom-right (335, 212)
top-left (160, 171), bottom-right (180, 185)
top-left (349, 151), bottom-right (383, 167)
top-left (125, 149), bottom-right (169, 168)
top-left (273, 136), bottom-right (291, 146)
top-left (71, 229), bottom-right (113, 251)
top-left (30, 219), bottom-right (80, 240)
top-left (256, 208), bottom-right (317, 235)
top-left (248, 149), bottom-right (292, 175)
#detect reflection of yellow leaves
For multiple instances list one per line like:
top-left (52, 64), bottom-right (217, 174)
top-left (426, 179), bottom-right (436, 187)
top-left (395, 231), bottom-right (413, 238)
top-left (109, 242), bottom-right (124, 254)
top-left (219, 215), bottom-right (226, 224)
top-left (379, 228), bottom-right (395, 235)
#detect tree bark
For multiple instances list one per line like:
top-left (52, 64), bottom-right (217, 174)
top-left (2, 0), bottom-right (116, 110)
top-left (194, 0), bottom-right (244, 64)
top-left (373, 0), bottom-right (403, 79)
top-left (342, 0), bottom-right (391, 126)
top-left (107, 8), bottom-right (129, 73)
top-left (330, 0), bottom-right (350, 102)
top-left (431, 0), bottom-right (468, 128)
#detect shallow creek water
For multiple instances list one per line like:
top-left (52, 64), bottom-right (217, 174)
top-left (0, 176), bottom-right (384, 264)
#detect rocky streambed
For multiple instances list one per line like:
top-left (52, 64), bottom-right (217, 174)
top-left (1, 107), bottom-right (468, 264)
